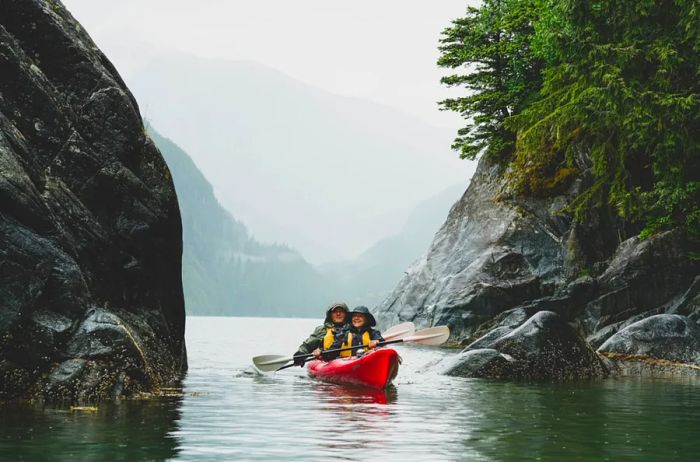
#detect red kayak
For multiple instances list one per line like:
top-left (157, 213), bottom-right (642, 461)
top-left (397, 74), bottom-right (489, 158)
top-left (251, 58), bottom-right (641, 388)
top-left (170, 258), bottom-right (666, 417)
top-left (306, 348), bottom-right (400, 389)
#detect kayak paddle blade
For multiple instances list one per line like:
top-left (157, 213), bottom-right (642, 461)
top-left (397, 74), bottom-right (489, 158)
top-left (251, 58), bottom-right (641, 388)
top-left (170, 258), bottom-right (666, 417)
top-left (252, 354), bottom-right (294, 373)
top-left (382, 322), bottom-right (416, 341)
top-left (404, 326), bottom-right (450, 346)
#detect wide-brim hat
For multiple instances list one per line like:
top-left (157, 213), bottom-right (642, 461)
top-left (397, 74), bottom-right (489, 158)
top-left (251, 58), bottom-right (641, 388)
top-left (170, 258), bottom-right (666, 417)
top-left (349, 306), bottom-right (376, 327)
top-left (325, 302), bottom-right (349, 321)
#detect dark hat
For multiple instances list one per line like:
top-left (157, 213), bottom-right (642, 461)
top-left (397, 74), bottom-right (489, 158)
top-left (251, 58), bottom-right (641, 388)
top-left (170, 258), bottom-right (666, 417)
top-left (325, 302), bottom-right (348, 322)
top-left (349, 306), bottom-right (376, 327)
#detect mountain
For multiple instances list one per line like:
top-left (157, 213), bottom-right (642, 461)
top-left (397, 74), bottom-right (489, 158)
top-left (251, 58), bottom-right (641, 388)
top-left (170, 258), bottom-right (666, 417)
top-left (125, 52), bottom-right (472, 263)
top-left (147, 125), bottom-right (331, 317)
top-left (320, 184), bottom-right (466, 307)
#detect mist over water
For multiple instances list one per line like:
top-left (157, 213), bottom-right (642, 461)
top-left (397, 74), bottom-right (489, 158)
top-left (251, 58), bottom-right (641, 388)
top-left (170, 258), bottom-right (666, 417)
top-left (3, 317), bottom-right (700, 461)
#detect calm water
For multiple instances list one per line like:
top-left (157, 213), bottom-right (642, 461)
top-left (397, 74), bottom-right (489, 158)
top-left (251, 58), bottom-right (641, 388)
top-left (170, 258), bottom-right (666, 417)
top-left (2, 316), bottom-right (700, 461)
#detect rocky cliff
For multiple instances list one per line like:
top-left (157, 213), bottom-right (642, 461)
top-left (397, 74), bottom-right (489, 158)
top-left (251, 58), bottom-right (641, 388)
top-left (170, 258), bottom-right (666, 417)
top-left (0, 0), bottom-right (186, 400)
top-left (377, 155), bottom-right (700, 379)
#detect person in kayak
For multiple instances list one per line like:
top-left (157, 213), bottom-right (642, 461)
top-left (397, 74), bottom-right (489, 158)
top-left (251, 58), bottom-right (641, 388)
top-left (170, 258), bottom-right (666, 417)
top-left (292, 302), bottom-right (349, 366)
top-left (322, 306), bottom-right (384, 360)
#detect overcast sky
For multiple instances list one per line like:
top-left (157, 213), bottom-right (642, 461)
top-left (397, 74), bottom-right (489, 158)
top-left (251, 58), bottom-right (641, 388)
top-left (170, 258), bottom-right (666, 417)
top-left (61, 0), bottom-right (479, 262)
top-left (62, 0), bottom-right (475, 129)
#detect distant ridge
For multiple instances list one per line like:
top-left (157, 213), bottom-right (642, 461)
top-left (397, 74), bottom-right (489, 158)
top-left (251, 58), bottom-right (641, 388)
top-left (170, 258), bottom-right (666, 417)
top-left (148, 124), bottom-right (332, 317)
top-left (128, 52), bottom-right (470, 263)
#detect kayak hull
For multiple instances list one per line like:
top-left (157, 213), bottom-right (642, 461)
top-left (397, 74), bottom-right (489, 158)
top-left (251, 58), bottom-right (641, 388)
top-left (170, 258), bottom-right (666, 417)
top-left (307, 348), bottom-right (400, 389)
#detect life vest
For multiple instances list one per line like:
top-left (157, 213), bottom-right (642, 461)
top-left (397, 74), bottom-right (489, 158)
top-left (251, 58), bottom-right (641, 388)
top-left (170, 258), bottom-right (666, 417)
top-left (322, 327), bottom-right (338, 350)
top-left (340, 331), bottom-right (371, 357)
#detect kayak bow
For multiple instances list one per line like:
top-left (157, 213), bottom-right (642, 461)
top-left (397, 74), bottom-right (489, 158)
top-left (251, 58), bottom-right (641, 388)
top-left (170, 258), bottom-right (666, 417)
top-left (306, 348), bottom-right (400, 389)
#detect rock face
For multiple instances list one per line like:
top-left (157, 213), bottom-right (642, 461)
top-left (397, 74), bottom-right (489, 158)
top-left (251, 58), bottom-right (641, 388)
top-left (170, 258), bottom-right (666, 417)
top-left (377, 159), bottom-right (565, 343)
top-left (377, 153), bottom-right (699, 379)
top-left (0, 0), bottom-right (186, 400)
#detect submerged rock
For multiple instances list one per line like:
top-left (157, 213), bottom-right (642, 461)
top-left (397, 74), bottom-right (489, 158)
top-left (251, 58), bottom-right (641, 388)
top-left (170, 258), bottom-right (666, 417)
top-left (0, 0), bottom-right (186, 400)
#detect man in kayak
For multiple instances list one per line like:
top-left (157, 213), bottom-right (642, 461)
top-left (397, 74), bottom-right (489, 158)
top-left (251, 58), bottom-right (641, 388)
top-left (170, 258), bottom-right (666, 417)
top-left (322, 306), bottom-right (384, 360)
top-left (292, 302), bottom-right (349, 366)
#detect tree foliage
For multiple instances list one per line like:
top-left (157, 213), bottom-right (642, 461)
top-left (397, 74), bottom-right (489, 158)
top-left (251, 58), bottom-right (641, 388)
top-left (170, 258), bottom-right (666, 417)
top-left (440, 0), bottom-right (700, 242)
top-left (438, 0), bottom-right (542, 160)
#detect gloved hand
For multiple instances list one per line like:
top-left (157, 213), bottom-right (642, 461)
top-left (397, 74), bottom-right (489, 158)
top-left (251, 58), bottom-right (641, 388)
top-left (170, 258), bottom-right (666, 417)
top-left (292, 351), bottom-right (306, 367)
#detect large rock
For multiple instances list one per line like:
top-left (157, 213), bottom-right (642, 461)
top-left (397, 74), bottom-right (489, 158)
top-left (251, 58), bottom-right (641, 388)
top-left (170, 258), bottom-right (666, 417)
top-left (440, 311), bottom-right (610, 380)
top-left (376, 138), bottom-right (699, 379)
top-left (437, 348), bottom-right (515, 379)
top-left (0, 0), bottom-right (186, 400)
top-left (578, 230), bottom-right (697, 337)
top-left (598, 314), bottom-right (700, 365)
top-left (376, 159), bottom-right (566, 342)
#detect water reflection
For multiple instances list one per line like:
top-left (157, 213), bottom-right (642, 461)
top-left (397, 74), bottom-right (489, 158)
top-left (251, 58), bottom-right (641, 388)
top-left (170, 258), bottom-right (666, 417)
top-left (449, 377), bottom-right (700, 461)
top-left (313, 382), bottom-right (397, 406)
top-left (0, 397), bottom-right (183, 461)
top-left (4, 318), bottom-right (700, 461)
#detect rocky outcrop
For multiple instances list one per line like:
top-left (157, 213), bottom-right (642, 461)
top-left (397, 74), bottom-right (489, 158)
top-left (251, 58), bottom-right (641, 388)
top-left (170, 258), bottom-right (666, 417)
top-left (376, 159), bottom-right (565, 343)
top-left (0, 0), bottom-right (186, 400)
top-left (439, 311), bottom-right (610, 380)
top-left (377, 153), bottom-right (699, 380)
top-left (598, 314), bottom-right (700, 365)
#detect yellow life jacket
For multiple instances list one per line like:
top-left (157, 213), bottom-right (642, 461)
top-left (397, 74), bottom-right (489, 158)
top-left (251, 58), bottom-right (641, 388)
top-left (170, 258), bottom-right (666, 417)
top-left (322, 327), bottom-right (336, 350)
top-left (340, 331), bottom-right (371, 357)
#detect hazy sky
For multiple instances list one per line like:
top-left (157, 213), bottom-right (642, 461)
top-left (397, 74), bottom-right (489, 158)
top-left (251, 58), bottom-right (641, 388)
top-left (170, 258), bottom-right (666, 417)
top-left (63, 0), bottom-right (476, 128)
top-left (61, 0), bottom-right (479, 262)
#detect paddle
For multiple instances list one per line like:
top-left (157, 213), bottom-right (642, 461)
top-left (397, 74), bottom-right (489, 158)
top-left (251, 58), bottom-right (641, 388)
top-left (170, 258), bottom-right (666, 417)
top-left (252, 321), bottom-right (415, 374)
top-left (252, 325), bottom-right (449, 373)
top-left (380, 321), bottom-right (416, 342)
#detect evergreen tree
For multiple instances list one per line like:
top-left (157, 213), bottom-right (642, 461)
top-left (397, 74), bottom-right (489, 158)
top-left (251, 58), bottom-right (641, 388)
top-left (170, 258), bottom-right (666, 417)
top-left (508, 0), bottom-right (700, 241)
top-left (438, 0), bottom-right (542, 160)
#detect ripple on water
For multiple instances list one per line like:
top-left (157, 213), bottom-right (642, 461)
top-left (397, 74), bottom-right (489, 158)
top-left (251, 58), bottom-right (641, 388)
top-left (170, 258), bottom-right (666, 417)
top-left (3, 316), bottom-right (700, 461)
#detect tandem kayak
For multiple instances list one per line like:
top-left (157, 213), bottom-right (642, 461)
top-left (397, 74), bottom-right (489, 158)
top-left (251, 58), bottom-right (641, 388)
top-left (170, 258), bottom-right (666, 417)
top-left (306, 348), bottom-right (400, 389)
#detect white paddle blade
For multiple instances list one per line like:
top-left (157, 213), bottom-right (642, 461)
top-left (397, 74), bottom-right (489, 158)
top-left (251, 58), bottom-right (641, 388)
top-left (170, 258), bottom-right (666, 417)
top-left (252, 355), bottom-right (293, 373)
top-left (404, 326), bottom-right (450, 346)
top-left (382, 322), bottom-right (416, 341)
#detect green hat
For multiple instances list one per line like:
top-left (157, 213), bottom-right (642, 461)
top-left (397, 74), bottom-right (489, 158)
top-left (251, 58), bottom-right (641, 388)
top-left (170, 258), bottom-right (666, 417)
top-left (349, 306), bottom-right (376, 327)
top-left (325, 302), bottom-right (348, 322)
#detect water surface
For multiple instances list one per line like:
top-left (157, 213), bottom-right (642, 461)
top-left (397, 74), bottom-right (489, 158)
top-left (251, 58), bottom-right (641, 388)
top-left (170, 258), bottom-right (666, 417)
top-left (2, 316), bottom-right (700, 461)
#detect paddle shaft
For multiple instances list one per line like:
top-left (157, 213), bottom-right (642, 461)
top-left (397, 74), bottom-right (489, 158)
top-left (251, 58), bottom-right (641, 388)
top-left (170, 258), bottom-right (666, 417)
top-left (255, 325), bottom-right (448, 372)
top-left (286, 338), bottom-right (406, 367)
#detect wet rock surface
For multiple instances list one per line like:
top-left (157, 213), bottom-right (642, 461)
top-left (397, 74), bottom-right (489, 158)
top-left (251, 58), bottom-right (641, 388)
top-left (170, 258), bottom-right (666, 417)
top-left (440, 311), bottom-right (610, 380)
top-left (598, 314), bottom-right (700, 365)
top-left (1, 0), bottom-right (186, 400)
top-left (378, 153), bottom-right (699, 380)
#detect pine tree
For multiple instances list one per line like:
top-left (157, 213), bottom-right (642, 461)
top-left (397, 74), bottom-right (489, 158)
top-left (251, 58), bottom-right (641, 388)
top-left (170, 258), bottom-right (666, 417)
top-left (508, 0), bottom-right (700, 241)
top-left (438, 0), bottom-right (542, 160)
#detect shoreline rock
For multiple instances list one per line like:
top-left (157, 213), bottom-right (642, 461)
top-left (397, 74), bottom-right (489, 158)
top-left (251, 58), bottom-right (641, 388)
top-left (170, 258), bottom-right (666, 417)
top-left (378, 150), bottom-right (699, 382)
top-left (1, 0), bottom-right (186, 401)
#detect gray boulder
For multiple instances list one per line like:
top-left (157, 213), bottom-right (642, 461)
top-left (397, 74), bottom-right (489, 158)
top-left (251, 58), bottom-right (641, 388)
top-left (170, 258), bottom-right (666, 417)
top-left (492, 311), bottom-right (609, 380)
top-left (440, 311), bottom-right (610, 380)
top-left (438, 349), bottom-right (515, 379)
top-left (598, 314), bottom-right (700, 365)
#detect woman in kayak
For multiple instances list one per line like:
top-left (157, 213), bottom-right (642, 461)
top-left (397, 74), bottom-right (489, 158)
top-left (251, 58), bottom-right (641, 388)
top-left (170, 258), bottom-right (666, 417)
top-left (322, 306), bottom-right (384, 360)
top-left (291, 302), bottom-right (349, 366)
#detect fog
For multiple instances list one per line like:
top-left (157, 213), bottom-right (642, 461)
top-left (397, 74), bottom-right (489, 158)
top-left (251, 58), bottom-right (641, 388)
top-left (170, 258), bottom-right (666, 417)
top-left (62, 0), bottom-right (478, 263)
